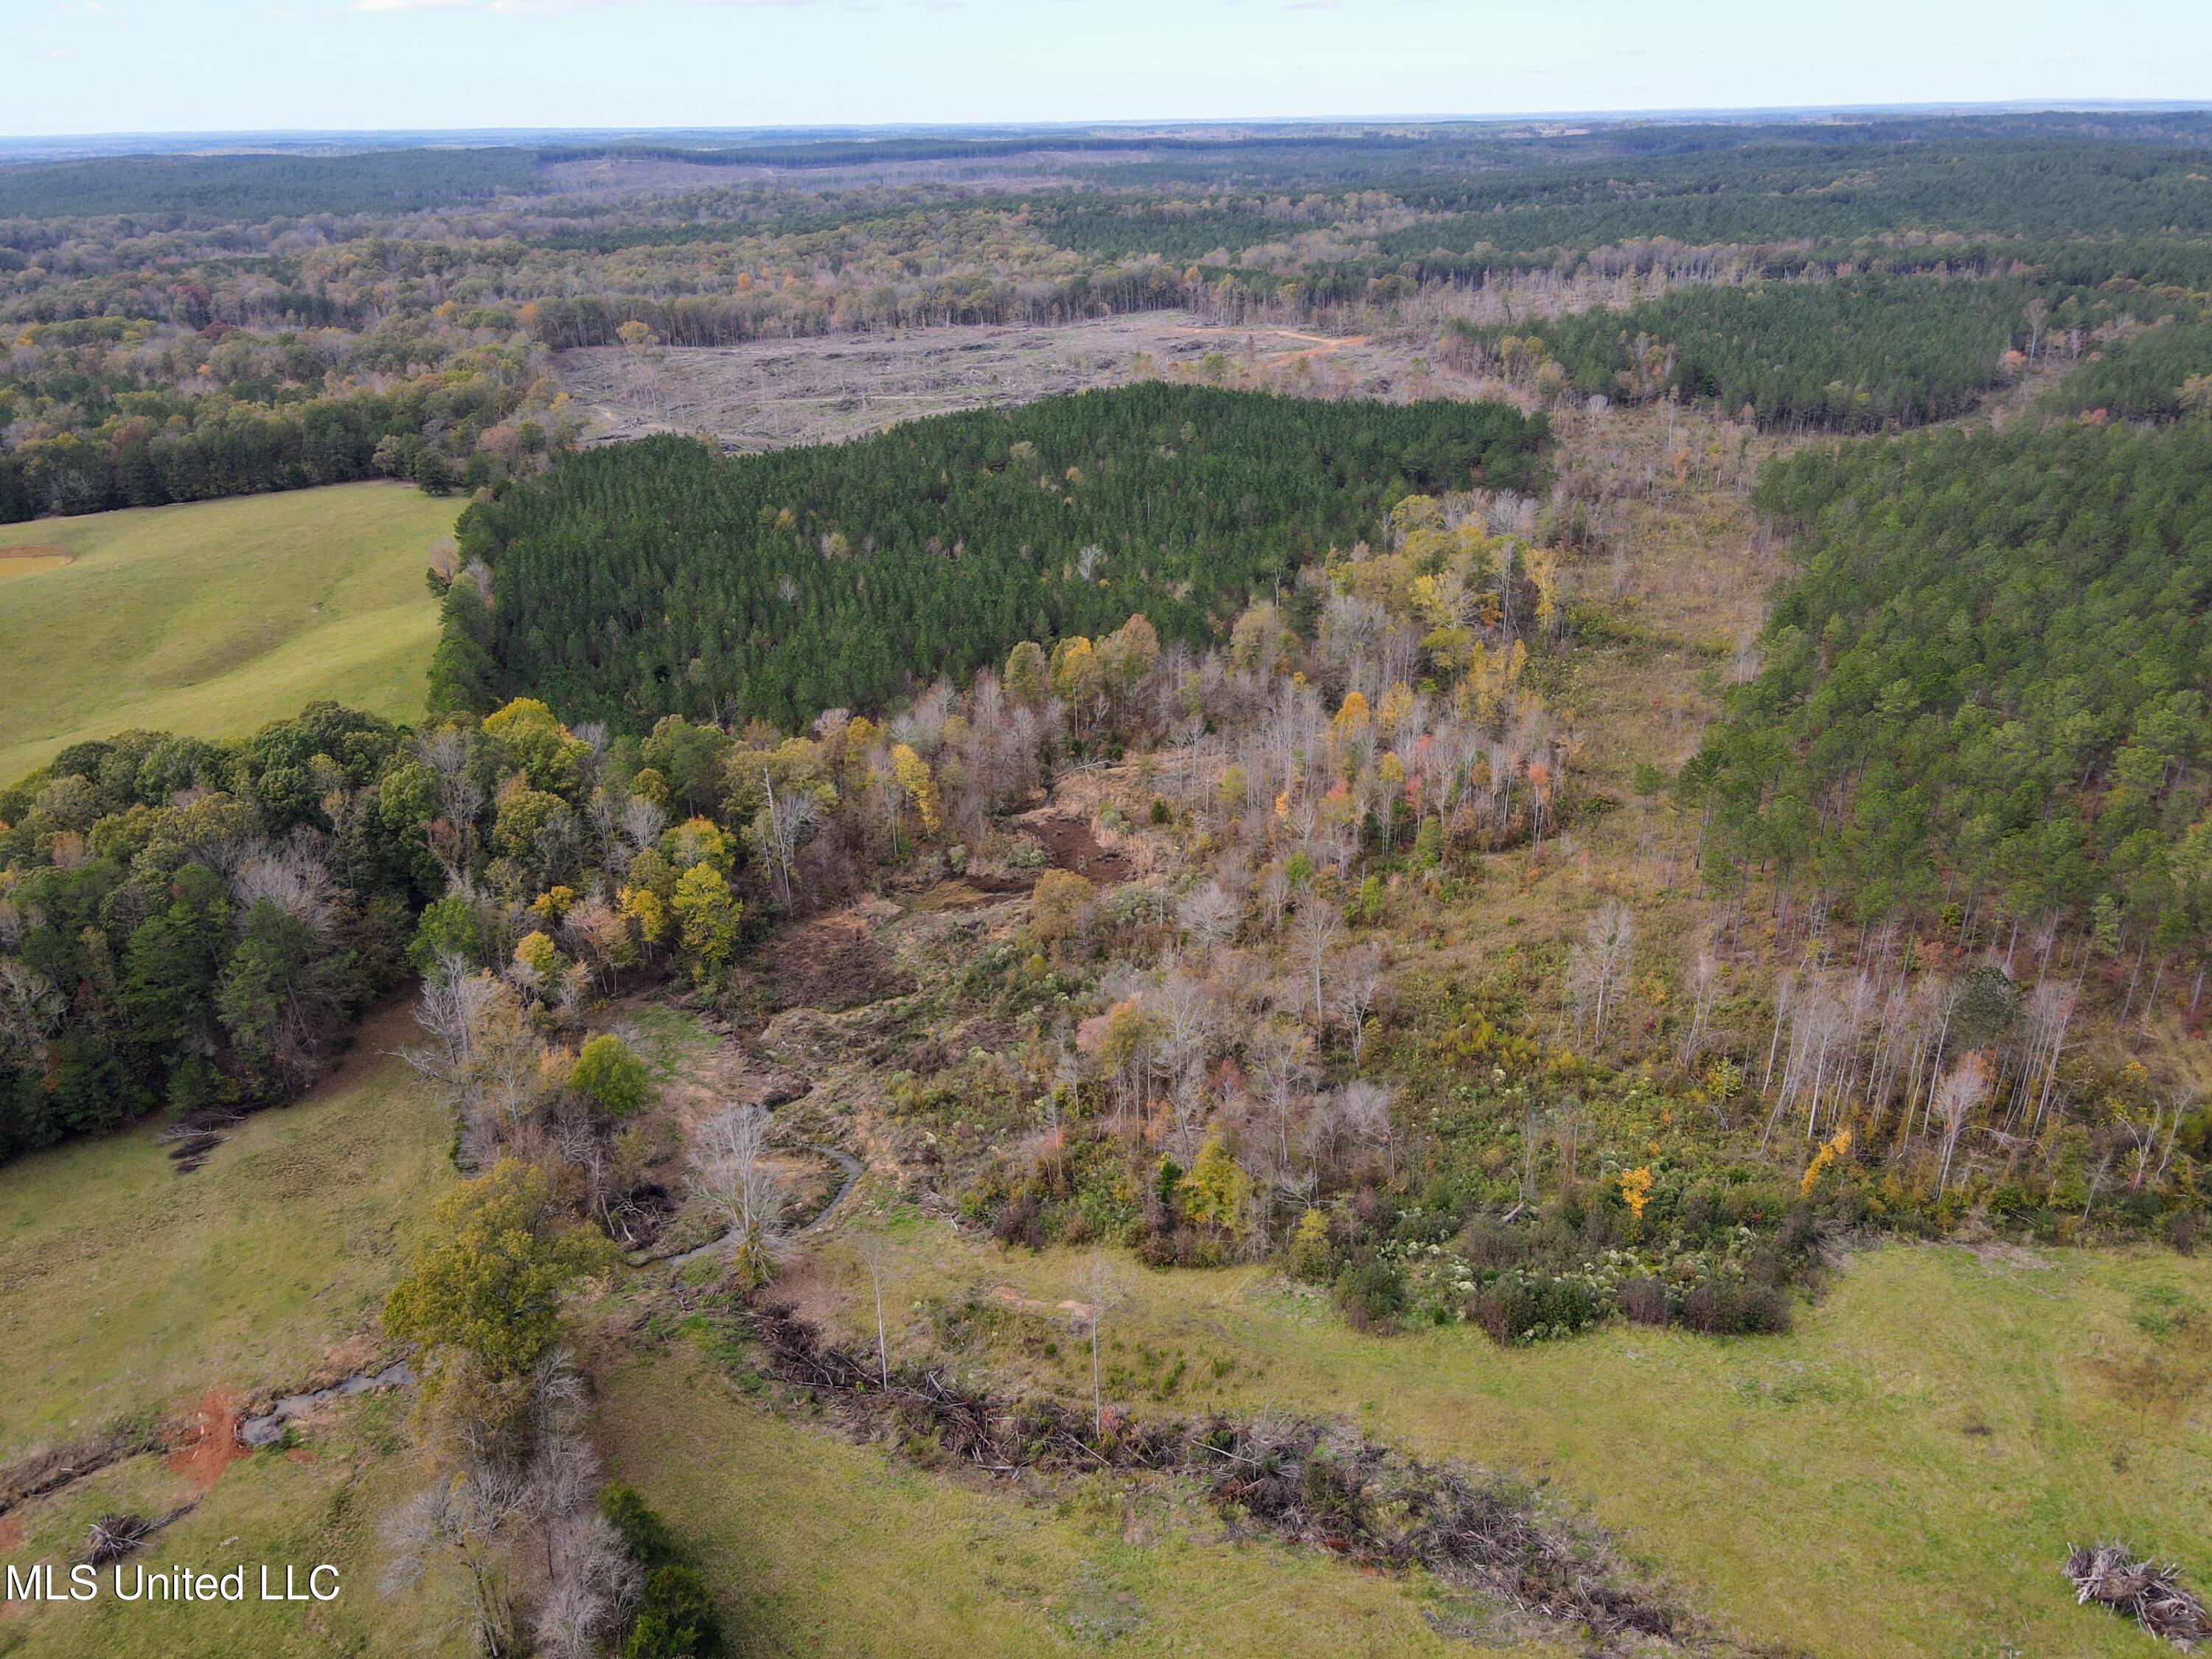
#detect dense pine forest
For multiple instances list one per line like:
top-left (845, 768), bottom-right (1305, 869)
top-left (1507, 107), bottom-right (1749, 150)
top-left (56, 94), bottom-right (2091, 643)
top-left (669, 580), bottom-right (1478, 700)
top-left (1691, 418), bottom-right (2212, 947)
top-left (439, 384), bottom-right (1547, 728)
top-left (2044, 315), bottom-right (2212, 419)
top-left (1461, 276), bottom-right (2033, 430)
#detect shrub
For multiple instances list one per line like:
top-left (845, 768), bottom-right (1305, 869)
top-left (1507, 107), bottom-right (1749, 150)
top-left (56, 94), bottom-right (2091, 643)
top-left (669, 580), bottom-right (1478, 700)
top-left (1335, 1255), bottom-right (1407, 1332)
top-left (992, 1191), bottom-right (1046, 1250)
top-left (601, 1482), bottom-right (680, 1569)
top-left (623, 1565), bottom-right (720, 1659)
top-left (1285, 1207), bottom-right (1338, 1284)
top-left (1469, 1272), bottom-right (1605, 1344)
top-left (1621, 1276), bottom-right (1673, 1326)
top-left (1680, 1277), bottom-right (1789, 1335)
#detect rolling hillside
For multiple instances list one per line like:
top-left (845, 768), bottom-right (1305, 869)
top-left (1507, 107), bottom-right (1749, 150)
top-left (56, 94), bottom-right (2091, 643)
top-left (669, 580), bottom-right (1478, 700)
top-left (0, 483), bottom-right (454, 784)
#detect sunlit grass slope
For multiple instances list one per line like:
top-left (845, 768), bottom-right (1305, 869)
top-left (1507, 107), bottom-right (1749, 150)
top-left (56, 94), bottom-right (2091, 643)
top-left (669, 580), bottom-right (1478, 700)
top-left (779, 1222), bottom-right (2212, 1659)
top-left (0, 1005), bottom-right (453, 1464)
top-left (0, 481), bottom-right (456, 784)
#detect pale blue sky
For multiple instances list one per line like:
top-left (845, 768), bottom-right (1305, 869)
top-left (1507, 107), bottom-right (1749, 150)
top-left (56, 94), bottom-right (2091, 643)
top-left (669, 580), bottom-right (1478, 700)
top-left (9, 0), bottom-right (2211, 136)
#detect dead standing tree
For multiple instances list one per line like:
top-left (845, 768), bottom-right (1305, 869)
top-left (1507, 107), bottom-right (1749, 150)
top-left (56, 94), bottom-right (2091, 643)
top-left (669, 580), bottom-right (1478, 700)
top-left (1073, 1256), bottom-right (1132, 1436)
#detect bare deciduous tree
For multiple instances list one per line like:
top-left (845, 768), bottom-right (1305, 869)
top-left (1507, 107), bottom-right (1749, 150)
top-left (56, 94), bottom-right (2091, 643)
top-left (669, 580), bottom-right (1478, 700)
top-left (855, 1223), bottom-right (899, 1389)
top-left (1073, 1255), bottom-right (1132, 1436)
top-left (692, 1104), bottom-right (786, 1287)
top-left (1338, 1078), bottom-right (1396, 1178)
top-left (1933, 1051), bottom-right (1991, 1194)
top-left (1334, 942), bottom-right (1387, 1068)
top-left (1176, 879), bottom-right (1239, 950)
top-left (1568, 900), bottom-right (1634, 1045)
top-left (754, 773), bottom-right (824, 910)
top-left (383, 1462), bottom-right (530, 1658)
top-left (1291, 902), bottom-right (1345, 1030)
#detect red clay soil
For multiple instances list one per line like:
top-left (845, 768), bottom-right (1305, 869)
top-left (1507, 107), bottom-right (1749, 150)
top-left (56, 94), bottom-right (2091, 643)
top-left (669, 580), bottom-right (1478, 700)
top-left (163, 1391), bottom-right (249, 1493)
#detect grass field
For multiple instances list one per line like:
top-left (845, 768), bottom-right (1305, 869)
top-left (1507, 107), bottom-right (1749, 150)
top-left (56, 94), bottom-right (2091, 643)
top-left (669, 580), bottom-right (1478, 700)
top-left (765, 1218), bottom-right (2212, 1659)
top-left (0, 1001), bottom-right (453, 1466)
top-left (0, 1006), bottom-right (462, 1658)
top-left (0, 482), bottom-right (456, 785)
top-left (4, 1017), bottom-right (2204, 1659)
top-left (0, 1391), bottom-right (468, 1659)
top-left (594, 1348), bottom-right (1562, 1659)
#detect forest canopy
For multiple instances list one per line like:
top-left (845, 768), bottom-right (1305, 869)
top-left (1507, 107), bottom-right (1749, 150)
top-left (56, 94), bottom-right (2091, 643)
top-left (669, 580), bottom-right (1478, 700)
top-left (1688, 418), bottom-right (2212, 945)
top-left (1466, 276), bottom-right (2033, 431)
top-left (439, 383), bottom-right (1548, 730)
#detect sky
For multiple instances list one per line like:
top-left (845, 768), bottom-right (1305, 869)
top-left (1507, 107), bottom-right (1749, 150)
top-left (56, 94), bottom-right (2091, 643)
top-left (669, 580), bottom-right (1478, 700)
top-left (8, 0), bottom-right (2212, 136)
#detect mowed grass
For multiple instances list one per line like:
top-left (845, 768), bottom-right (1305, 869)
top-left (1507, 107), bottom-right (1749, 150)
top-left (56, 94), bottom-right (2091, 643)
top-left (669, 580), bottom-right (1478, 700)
top-left (776, 1222), bottom-right (2212, 1659)
top-left (0, 1001), bottom-right (453, 1464)
top-left (0, 482), bottom-right (456, 784)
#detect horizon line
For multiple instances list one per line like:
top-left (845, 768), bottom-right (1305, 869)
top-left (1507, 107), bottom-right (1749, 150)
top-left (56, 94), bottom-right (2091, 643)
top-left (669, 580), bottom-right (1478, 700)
top-left (7, 97), bottom-right (2212, 149)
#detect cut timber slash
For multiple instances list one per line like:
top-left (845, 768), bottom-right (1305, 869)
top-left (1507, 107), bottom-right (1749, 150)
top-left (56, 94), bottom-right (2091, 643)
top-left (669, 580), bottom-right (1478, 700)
top-left (81, 1509), bottom-right (191, 1568)
top-left (2065, 1544), bottom-right (2212, 1650)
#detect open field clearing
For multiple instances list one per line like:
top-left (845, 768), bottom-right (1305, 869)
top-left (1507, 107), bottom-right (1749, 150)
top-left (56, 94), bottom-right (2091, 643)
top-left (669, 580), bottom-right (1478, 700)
top-left (557, 311), bottom-right (1498, 451)
top-left (760, 1218), bottom-right (2212, 1659)
top-left (0, 546), bottom-right (71, 583)
top-left (0, 1007), bottom-right (463, 1656)
top-left (0, 483), bottom-right (456, 784)
top-left (0, 1001), bottom-right (452, 1464)
top-left (0, 1392), bottom-right (468, 1659)
top-left (595, 1349), bottom-right (1564, 1659)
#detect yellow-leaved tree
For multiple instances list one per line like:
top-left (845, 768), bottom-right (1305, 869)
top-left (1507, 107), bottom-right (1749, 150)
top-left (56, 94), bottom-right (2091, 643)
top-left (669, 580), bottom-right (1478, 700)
top-left (889, 743), bottom-right (942, 838)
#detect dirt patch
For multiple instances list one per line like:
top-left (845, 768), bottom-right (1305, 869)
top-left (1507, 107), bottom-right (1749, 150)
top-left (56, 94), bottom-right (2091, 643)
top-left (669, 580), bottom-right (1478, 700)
top-left (162, 1391), bottom-right (248, 1494)
top-left (988, 1285), bottom-right (1096, 1328)
top-left (0, 543), bottom-right (66, 559)
top-left (0, 1513), bottom-right (22, 1554)
top-left (1966, 1241), bottom-right (2056, 1273)
top-left (751, 914), bottom-right (908, 1013)
top-left (1019, 813), bottom-right (1131, 884)
top-left (902, 875), bottom-right (1029, 913)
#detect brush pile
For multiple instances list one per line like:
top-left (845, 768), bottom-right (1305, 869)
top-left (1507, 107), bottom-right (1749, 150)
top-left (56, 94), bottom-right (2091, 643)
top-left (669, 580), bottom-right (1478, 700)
top-left (2065, 1545), bottom-right (2212, 1649)
top-left (83, 1513), bottom-right (155, 1566)
top-left (748, 1302), bottom-right (1744, 1652)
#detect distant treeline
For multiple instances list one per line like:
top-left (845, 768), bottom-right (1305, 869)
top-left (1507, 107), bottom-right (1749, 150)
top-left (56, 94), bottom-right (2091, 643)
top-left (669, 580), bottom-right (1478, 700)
top-left (1467, 275), bottom-right (2034, 430)
top-left (0, 146), bottom-right (541, 220)
top-left (1374, 139), bottom-right (2212, 250)
top-left (439, 384), bottom-right (1548, 730)
top-left (0, 378), bottom-right (535, 522)
top-left (535, 131), bottom-right (1433, 171)
top-left (9, 120), bottom-right (2212, 524)
top-left (517, 264), bottom-right (1196, 347)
